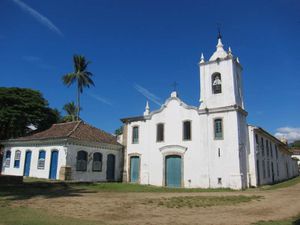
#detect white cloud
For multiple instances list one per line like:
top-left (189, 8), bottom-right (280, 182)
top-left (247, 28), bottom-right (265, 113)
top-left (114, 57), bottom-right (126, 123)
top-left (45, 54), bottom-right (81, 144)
top-left (87, 93), bottom-right (113, 106)
top-left (134, 84), bottom-right (162, 106)
top-left (12, 0), bottom-right (63, 36)
top-left (275, 127), bottom-right (300, 143)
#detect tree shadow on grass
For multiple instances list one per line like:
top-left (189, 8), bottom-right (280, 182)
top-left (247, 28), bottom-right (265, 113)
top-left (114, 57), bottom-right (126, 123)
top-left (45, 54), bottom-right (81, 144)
top-left (0, 182), bottom-right (97, 201)
top-left (293, 218), bottom-right (300, 225)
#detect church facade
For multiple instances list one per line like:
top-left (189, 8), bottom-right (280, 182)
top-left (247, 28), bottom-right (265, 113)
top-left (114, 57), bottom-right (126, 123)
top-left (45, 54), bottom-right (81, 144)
top-left (121, 37), bottom-right (298, 189)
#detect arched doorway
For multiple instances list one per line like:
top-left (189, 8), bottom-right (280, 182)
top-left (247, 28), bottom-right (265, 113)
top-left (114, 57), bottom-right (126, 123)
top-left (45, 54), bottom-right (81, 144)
top-left (130, 156), bottom-right (140, 183)
top-left (23, 151), bottom-right (32, 176)
top-left (49, 150), bottom-right (59, 179)
top-left (106, 154), bottom-right (115, 181)
top-left (165, 155), bottom-right (182, 187)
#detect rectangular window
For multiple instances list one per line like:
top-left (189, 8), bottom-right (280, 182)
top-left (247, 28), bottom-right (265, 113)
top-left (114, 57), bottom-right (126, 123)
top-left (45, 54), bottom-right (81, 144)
top-left (261, 137), bottom-right (265, 156)
top-left (38, 151), bottom-right (46, 169)
top-left (262, 160), bottom-right (266, 179)
top-left (255, 134), bottom-right (259, 145)
top-left (275, 145), bottom-right (278, 159)
top-left (270, 142), bottom-right (273, 158)
top-left (5, 151), bottom-right (11, 168)
top-left (214, 119), bottom-right (223, 139)
top-left (183, 121), bottom-right (191, 140)
top-left (156, 123), bottom-right (164, 142)
top-left (267, 161), bottom-right (270, 178)
top-left (92, 153), bottom-right (102, 172)
top-left (266, 140), bottom-right (269, 157)
top-left (14, 150), bottom-right (21, 168)
top-left (132, 126), bottom-right (139, 144)
top-left (277, 162), bottom-right (280, 176)
top-left (218, 178), bottom-right (222, 185)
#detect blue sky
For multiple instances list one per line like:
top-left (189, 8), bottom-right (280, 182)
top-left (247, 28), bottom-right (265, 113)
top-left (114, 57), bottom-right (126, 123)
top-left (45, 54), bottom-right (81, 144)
top-left (0, 0), bottom-right (299, 141)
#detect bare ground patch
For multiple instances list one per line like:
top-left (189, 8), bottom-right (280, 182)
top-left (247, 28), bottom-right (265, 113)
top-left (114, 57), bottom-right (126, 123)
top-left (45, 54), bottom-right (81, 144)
top-left (3, 181), bottom-right (300, 225)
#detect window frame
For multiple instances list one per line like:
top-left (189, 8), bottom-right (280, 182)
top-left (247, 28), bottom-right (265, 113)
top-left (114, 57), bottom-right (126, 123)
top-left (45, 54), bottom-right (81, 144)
top-left (37, 150), bottom-right (46, 170)
top-left (92, 152), bottom-right (102, 172)
top-left (5, 150), bottom-right (11, 168)
top-left (182, 120), bottom-right (192, 141)
top-left (156, 123), bottom-right (165, 142)
top-left (76, 150), bottom-right (88, 172)
top-left (212, 73), bottom-right (222, 94)
top-left (132, 126), bottom-right (139, 144)
top-left (14, 150), bottom-right (21, 168)
top-left (261, 137), bottom-right (265, 156)
top-left (213, 118), bottom-right (223, 140)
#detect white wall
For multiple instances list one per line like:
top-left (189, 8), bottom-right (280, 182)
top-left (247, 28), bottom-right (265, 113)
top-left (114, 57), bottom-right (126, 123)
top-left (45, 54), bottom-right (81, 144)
top-left (125, 95), bottom-right (247, 189)
top-left (1, 145), bottom-right (66, 179)
top-left (247, 126), bottom-right (299, 187)
top-left (1, 142), bottom-right (123, 182)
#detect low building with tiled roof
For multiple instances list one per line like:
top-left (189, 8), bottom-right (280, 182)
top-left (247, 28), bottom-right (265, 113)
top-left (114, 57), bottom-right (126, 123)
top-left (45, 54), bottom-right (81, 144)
top-left (1, 121), bottom-right (123, 182)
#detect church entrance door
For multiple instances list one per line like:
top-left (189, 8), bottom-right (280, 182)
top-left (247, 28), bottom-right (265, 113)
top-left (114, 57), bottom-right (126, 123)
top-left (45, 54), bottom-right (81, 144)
top-left (165, 155), bottom-right (182, 187)
top-left (130, 156), bottom-right (140, 183)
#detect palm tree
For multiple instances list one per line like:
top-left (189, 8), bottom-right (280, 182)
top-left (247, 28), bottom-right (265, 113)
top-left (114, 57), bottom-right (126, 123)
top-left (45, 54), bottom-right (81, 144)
top-left (62, 55), bottom-right (94, 120)
top-left (63, 101), bottom-right (77, 121)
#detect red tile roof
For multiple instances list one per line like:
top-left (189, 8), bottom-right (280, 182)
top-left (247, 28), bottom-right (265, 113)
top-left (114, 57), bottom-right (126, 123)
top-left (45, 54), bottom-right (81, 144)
top-left (16, 121), bottom-right (121, 146)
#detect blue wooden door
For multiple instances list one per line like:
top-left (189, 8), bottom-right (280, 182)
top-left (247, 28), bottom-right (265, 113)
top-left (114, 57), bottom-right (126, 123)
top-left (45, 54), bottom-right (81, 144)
top-left (130, 156), bottom-right (140, 183)
top-left (165, 155), bottom-right (182, 187)
top-left (49, 151), bottom-right (58, 179)
top-left (23, 151), bottom-right (32, 176)
top-left (106, 154), bottom-right (115, 181)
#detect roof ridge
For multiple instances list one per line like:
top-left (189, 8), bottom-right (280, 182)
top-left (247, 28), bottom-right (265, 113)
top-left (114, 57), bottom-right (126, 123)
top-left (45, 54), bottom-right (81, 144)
top-left (67, 120), bottom-right (82, 137)
top-left (54, 121), bottom-right (79, 126)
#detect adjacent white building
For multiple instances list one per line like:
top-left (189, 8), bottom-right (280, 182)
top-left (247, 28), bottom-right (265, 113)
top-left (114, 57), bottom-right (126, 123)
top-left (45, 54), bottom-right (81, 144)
top-left (1, 121), bottom-right (123, 181)
top-left (121, 37), bottom-right (298, 189)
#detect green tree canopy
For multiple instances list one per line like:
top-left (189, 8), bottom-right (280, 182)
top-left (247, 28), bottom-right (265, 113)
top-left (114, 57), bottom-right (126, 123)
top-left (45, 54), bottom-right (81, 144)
top-left (62, 101), bottom-right (77, 122)
top-left (114, 126), bottom-right (123, 136)
top-left (291, 140), bottom-right (300, 148)
top-left (0, 87), bottom-right (60, 140)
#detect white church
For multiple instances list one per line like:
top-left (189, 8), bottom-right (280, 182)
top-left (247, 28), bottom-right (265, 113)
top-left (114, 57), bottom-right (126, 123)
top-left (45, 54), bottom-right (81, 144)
top-left (121, 36), bottom-right (298, 189)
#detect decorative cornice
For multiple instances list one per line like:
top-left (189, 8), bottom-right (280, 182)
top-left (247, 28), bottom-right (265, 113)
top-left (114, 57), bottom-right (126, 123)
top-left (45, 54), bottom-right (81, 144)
top-left (145, 96), bottom-right (198, 120)
top-left (198, 105), bottom-right (248, 116)
top-left (159, 144), bottom-right (188, 155)
top-left (1, 137), bottom-right (123, 151)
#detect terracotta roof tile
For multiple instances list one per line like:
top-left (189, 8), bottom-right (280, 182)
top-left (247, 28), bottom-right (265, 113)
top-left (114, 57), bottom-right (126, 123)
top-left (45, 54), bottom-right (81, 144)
top-left (16, 121), bottom-right (121, 146)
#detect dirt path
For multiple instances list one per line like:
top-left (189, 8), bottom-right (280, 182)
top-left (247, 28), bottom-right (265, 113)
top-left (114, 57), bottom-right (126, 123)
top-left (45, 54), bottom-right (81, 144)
top-left (12, 183), bottom-right (300, 225)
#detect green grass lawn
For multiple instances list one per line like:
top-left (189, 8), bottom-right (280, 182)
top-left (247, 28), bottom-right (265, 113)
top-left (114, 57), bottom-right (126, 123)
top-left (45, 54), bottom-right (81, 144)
top-left (259, 176), bottom-right (300, 191)
top-left (0, 201), bottom-right (103, 225)
top-left (143, 195), bottom-right (262, 208)
top-left (73, 182), bottom-right (234, 193)
top-left (252, 215), bottom-right (300, 225)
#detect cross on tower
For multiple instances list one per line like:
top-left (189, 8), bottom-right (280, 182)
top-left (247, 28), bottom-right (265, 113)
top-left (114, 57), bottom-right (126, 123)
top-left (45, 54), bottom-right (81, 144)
top-left (217, 23), bottom-right (222, 39)
top-left (171, 81), bottom-right (178, 92)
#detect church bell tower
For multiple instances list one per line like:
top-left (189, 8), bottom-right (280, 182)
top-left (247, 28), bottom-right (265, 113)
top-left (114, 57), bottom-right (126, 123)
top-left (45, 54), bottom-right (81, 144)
top-left (199, 35), bottom-right (245, 111)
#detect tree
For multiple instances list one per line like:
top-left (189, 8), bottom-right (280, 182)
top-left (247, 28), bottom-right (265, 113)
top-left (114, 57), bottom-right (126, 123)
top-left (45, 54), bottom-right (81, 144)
top-left (62, 55), bottom-right (94, 120)
top-left (62, 101), bottom-right (77, 122)
top-left (291, 140), bottom-right (300, 148)
top-left (114, 126), bottom-right (123, 136)
top-left (0, 87), bottom-right (60, 140)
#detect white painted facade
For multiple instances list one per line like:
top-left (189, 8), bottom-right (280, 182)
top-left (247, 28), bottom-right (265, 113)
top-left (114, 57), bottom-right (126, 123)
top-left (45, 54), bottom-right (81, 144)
top-left (1, 139), bottom-right (123, 182)
top-left (247, 126), bottom-right (298, 187)
top-left (121, 37), bottom-right (298, 189)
